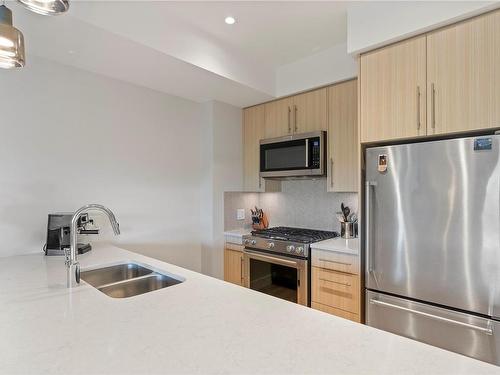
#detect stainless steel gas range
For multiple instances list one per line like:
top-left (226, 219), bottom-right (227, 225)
top-left (242, 227), bottom-right (338, 306)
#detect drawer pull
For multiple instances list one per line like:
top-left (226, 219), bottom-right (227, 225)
top-left (319, 278), bottom-right (351, 287)
top-left (319, 258), bottom-right (351, 266)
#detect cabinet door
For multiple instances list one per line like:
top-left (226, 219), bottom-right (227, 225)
top-left (427, 10), bottom-right (500, 135)
top-left (243, 106), bottom-right (281, 192)
top-left (360, 36), bottom-right (427, 142)
top-left (224, 248), bottom-right (243, 286)
top-left (293, 88), bottom-right (327, 134)
top-left (264, 97), bottom-right (293, 138)
top-left (327, 80), bottom-right (358, 192)
top-left (243, 105), bottom-right (264, 192)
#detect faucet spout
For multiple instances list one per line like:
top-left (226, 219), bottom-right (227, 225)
top-left (66, 204), bottom-right (120, 288)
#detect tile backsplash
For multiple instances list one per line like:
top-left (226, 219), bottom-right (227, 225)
top-left (224, 179), bottom-right (358, 233)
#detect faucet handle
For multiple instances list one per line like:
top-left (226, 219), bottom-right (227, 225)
top-left (75, 263), bottom-right (80, 284)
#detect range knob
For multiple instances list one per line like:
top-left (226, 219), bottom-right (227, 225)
top-left (267, 242), bottom-right (275, 249)
top-left (296, 246), bottom-right (304, 254)
top-left (251, 240), bottom-right (257, 245)
top-left (244, 239), bottom-right (250, 245)
top-left (286, 245), bottom-right (295, 253)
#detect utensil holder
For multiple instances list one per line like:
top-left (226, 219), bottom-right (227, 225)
top-left (341, 222), bottom-right (356, 239)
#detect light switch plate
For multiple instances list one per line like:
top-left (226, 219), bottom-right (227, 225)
top-left (236, 208), bottom-right (245, 220)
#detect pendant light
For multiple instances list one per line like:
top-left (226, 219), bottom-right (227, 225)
top-left (0, 4), bottom-right (25, 69)
top-left (17, 0), bottom-right (69, 16)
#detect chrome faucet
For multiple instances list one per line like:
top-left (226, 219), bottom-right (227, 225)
top-left (65, 204), bottom-right (121, 288)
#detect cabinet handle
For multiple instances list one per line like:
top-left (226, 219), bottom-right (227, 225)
top-left (330, 158), bottom-right (334, 188)
top-left (294, 105), bottom-right (298, 132)
top-left (287, 106), bottom-right (291, 134)
top-left (305, 139), bottom-right (309, 167)
top-left (319, 278), bottom-right (351, 287)
top-left (258, 177), bottom-right (262, 189)
top-left (416, 86), bottom-right (421, 131)
top-left (240, 257), bottom-right (244, 285)
top-left (431, 83), bottom-right (436, 130)
top-left (366, 181), bottom-right (377, 274)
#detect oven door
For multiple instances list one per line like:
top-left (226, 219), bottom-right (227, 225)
top-left (243, 249), bottom-right (308, 306)
top-left (260, 131), bottom-right (325, 178)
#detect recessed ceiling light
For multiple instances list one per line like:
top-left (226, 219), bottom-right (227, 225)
top-left (224, 16), bottom-right (235, 25)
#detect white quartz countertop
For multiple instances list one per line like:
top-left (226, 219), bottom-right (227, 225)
top-left (224, 228), bottom-right (251, 244)
top-left (1, 244), bottom-right (498, 375)
top-left (311, 237), bottom-right (360, 255)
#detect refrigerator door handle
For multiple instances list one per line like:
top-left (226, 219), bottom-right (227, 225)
top-left (369, 299), bottom-right (494, 335)
top-left (365, 181), bottom-right (377, 274)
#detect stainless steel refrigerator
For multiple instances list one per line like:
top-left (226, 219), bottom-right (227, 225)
top-left (364, 134), bottom-right (500, 366)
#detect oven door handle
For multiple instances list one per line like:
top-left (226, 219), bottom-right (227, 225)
top-left (243, 249), bottom-right (300, 268)
top-left (305, 138), bottom-right (309, 168)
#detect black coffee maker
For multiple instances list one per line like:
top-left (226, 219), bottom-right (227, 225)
top-left (44, 213), bottom-right (94, 256)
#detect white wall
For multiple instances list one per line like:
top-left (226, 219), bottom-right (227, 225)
top-left (275, 42), bottom-right (357, 97)
top-left (0, 56), bottom-right (204, 272)
top-left (347, 1), bottom-right (499, 54)
top-left (200, 101), bottom-right (243, 278)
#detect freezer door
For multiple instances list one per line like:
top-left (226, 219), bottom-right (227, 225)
top-left (365, 135), bottom-right (500, 317)
top-left (366, 291), bottom-right (500, 366)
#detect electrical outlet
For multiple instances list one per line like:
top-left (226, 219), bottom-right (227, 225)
top-left (236, 208), bottom-right (245, 221)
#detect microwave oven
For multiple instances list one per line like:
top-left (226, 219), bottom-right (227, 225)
top-left (259, 131), bottom-right (326, 178)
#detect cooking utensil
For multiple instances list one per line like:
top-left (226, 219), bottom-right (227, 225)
top-left (341, 203), bottom-right (350, 222)
top-left (348, 212), bottom-right (357, 223)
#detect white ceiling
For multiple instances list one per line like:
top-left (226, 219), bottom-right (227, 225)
top-left (9, 1), bottom-right (350, 107)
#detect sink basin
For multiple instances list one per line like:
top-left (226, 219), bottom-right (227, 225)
top-left (80, 262), bottom-right (183, 298)
top-left (81, 263), bottom-right (153, 287)
top-left (98, 274), bottom-right (182, 298)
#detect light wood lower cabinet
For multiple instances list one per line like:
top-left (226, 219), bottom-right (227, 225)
top-left (224, 244), bottom-right (244, 286)
top-left (311, 250), bottom-right (361, 323)
top-left (312, 267), bottom-right (360, 317)
top-left (312, 302), bottom-right (360, 322)
top-left (312, 248), bottom-right (360, 275)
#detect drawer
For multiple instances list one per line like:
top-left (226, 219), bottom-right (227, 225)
top-left (311, 249), bottom-right (359, 275)
top-left (312, 266), bottom-right (360, 314)
top-left (366, 290), bottom-right (500, 366)
top-left (225, 243), bottom-right (244, 252)
top-left (312, 302), bottom-right (360, 323)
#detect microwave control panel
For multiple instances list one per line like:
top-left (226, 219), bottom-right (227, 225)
top-left (310, 138), bottom-right (321, 168)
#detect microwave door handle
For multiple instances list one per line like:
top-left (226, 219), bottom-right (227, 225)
top-left (305, 139), bottom-right (309, 167)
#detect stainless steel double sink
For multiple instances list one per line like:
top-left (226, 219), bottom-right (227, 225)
top-left (81, 263), bottom-right (183, 298)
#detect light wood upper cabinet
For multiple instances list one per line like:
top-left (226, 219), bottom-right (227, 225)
top-left (427, 10), bottom-right (500, 135)
top-left (224, 246), bottom-right (244, 286)
top-left (243, 105), bottom-right (281, 192)
top-left (360, 9), bottom-right (500, 143)
top-left (264, 88), bottom-right (327, 139)
top-left (264, 97), bottom-right (293, 138)
top-left (360, 35), bottom-right (427, 143)
top-left (327, 80), bottom-right (358, 192)
top-left (243, 105), bottom-right (265, 192)
top-left (293, 88), bottom-right (328, 134)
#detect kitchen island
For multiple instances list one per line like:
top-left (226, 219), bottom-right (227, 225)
top-left (0, 244), bottom-right (498, 374)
